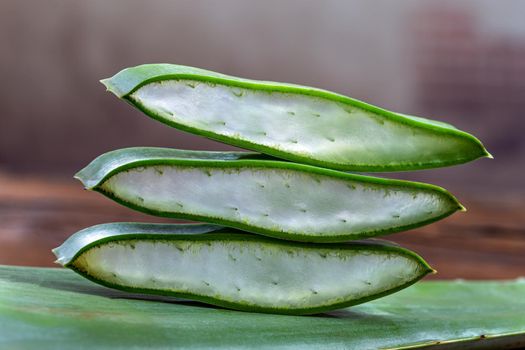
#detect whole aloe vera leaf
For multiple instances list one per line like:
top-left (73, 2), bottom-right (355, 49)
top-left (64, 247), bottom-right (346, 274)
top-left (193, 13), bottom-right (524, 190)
top-left (2, 265), bottom-right (524, 349)
top-left (75, 147), bottom-right (464, 242)
top-left (101, 64), bottom-right (491, 172)
top-left (52, 222), bottom-right (433, 315)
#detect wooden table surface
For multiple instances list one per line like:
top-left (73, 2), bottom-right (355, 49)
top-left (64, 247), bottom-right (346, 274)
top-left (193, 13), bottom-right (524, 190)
top-left (1, 173), bottom-right (523, 279)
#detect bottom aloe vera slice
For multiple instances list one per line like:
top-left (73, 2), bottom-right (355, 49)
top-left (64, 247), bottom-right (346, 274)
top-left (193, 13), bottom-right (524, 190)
top-left (76, 147), bottom-right (464, 242)
top-left (53, 223), bottom-right (433, 315)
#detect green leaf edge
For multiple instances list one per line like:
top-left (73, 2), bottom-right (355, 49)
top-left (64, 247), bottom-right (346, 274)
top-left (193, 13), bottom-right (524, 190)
top-left (100, 63), bottom-right (492, 172)
top-left (75, 147), bottom-right (465, 242)
top-left (52, 222), bottom-right (434, 315)
top-left (393, 332), bottom-right (525, 350)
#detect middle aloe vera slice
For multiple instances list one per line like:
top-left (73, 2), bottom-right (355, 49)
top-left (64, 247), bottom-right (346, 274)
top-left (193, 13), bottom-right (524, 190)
top-left (53, 223), bottom-right (434, 315)
top-left (76, 147), bottom-right (464, 242)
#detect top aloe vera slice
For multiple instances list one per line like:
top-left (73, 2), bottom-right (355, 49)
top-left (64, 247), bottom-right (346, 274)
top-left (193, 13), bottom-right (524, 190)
top-left (101, 64), bottom-right (491, 172)
top-left (76, 147), bottom-right (464, 242)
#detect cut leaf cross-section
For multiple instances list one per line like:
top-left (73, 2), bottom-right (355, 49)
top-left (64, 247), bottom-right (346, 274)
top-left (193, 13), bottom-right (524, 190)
top-left (101, 64), bottom-right (491, 172)
top-left (75, 147), bottom-right (465, 242)
top-left (53, 223), bottom-right (434, 315)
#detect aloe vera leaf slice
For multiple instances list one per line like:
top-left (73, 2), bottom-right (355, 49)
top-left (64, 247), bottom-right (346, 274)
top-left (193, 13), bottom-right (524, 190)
top-left (101, 64), bottom-right (491, 172)
top-left (75, 147), bottom-right (464, 242)
top-left (52, 222), bottom-right (433, 315)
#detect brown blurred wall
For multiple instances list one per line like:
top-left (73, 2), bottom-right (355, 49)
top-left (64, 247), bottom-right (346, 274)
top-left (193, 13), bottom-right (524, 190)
top-left (1, 0), bottom-right (524, 198)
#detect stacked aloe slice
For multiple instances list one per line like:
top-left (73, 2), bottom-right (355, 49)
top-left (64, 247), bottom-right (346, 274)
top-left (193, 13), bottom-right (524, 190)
top-left (53, 64), bottom-right (491, 315)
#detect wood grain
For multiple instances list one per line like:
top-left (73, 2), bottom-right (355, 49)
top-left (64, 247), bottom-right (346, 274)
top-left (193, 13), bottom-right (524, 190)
top-left (0, 173), bottom-right (523, 279)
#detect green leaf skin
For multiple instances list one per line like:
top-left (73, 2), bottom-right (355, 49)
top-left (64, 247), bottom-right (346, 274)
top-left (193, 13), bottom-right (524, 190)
top-left (75, 147), bottom-right (464, 242)
top-left (52, 222), bottom-right (433, 315)
top-left (101, 64), bottom-right (491, 172)
top-left (2, 265), bottom-right (525, 349)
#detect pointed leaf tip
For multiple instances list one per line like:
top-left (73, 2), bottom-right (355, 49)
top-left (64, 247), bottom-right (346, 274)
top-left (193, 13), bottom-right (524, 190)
top-left (100, 78), bottom-right (111, 91)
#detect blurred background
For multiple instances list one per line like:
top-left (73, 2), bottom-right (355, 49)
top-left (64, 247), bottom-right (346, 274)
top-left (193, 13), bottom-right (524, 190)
top-left (1, 0), bottom-right (523, 277)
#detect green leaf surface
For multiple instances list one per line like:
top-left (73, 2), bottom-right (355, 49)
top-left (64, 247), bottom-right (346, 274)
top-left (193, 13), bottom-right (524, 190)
top-left (75, 147), bottom-right (464, 242)
top-left (101, 63), bottom-right (491, 172)
top-left (1, 265), bottom-right (524, 349)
